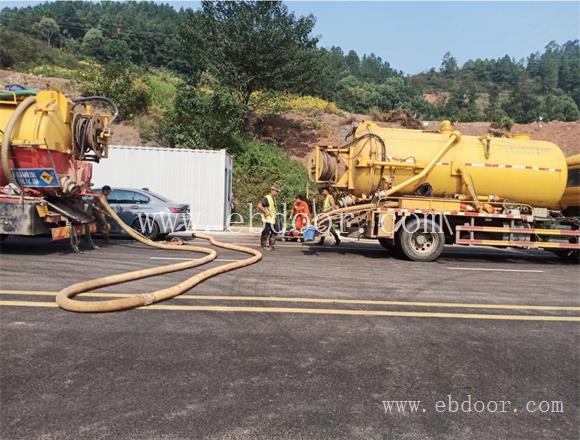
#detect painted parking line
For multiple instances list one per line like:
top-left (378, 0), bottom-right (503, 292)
top-left (0, 290), bottom-right (578, 311)
top-left (0, 300), bottom-right (578, 322)
top-left (448, 267), bottom-right (544, 273)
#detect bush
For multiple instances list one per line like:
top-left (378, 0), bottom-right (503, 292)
top-left (288, 95), bottom-right (343, 115)
top-left (159, 85), bottom-right (248, 152)
top-left (233, 139), bottom-right (314, 214)
top-left (144, 69), bottom-right (181, 111)
top-left (76, 62), bottom-right (151, 120)
top-left (499, 116), bottom-right (515, 131)
top-left (28, 64), bottom-right (78, 79)
top-left (250, 92), bottom-right (343, 116)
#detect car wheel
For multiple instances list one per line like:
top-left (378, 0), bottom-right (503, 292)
top-left (131, 218), bottom-right (160, 241)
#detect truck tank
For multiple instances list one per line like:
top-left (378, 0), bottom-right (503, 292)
top-left (0, 89), bottom-right (114, 195)
top-left (310, 121), bottom-right (567, 208)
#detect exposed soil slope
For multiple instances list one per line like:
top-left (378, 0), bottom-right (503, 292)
top-left (252, 112), bottom-right (580, 164)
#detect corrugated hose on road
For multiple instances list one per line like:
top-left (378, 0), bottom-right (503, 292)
top-left (56, 196), bottom-right (262, 313)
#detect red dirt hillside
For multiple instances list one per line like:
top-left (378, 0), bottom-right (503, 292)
top-left (251, 112), bottom-right (580, 164)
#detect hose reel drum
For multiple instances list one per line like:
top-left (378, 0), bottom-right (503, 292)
top-left (71, 97), bottom-right (118, 163)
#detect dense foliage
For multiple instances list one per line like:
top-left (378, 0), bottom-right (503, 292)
top-left (233, 140), bottom-right (312, 213)
top-left (0, 1), bottom-right (184, 69)
top-left (76, 62), bottom-right (151, 120)
top-left (409, 42), bottom-right (580, 122)
top-left (2, 1), bottom-right (578, 123)
top-left (158, 84), bottom-right (248, 152)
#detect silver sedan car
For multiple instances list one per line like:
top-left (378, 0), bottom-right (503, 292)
top-left (95, 187), bottom-right (190, 240)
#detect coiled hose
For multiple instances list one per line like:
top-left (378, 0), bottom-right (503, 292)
top-left (56, 196), bottom-right (262, 313)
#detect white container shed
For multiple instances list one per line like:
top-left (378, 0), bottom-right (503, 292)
top-left (92, 146), bottom-right (233, 231)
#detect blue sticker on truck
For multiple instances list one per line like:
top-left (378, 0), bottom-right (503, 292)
top-left (12, 168), bottom-right (60, 188)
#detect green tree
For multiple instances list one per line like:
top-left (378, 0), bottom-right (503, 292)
top-left (159, 85), bottom-right (248, 151)
top-left (542, 94), bottom-right (580, 121)
top-left (31, 17), bottom-right (59, 46)
top-left (81, 28), bottom-right (105, 60)
top-left (344, 50), bottom-right (361, 76)
top-left (359, 53), bottom-right (396, 83)
top-left (440, 52), bottom-right (458, 74)
top-left (502, 80), bottom-right (542, 123)
top-left (77, 63), bottom-right (151, 120)
top-left (179, 0), bottom-right (318, 104)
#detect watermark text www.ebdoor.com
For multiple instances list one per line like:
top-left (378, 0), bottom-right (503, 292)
top-left (382, 395), bottom-right (564, 415)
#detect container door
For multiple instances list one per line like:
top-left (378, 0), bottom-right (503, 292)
top-left (224, 167), bottom-right (232, 229)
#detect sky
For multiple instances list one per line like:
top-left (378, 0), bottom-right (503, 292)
top-left (287, 1), bottom-right (579, 73)
top-left (1, 1), bottom-right (578, 74)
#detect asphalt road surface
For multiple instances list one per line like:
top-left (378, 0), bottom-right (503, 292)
top-left (1, 234), bottom-right (578, 440)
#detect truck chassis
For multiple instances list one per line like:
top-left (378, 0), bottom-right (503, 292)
top-left (336, 197), bottom-right (580, 262)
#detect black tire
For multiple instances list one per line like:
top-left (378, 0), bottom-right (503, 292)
top-left (552, 249), bottom-right (579, 263)
top-left (398, 218), bottom-right (445, 262)
top-left (378, 237), bottom-right (394, 250)
top-left (132, 218), bottom-right (160, 241)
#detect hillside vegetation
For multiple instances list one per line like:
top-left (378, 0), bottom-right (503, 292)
top-left (1, 1), bottom-right (579, 209)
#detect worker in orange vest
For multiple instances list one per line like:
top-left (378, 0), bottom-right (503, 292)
top-left (291, 194), bottom-right (311, 232)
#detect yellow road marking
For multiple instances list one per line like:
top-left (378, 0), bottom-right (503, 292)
top-left (0, 300), bottom-right (578, 322)
top-left (0, 290), bottom-right (578, 312)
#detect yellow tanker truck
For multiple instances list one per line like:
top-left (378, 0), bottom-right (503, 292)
top-left (310, 120), bottom-right (580, 261)
top-left (0, 87), bottom-right (116, 251)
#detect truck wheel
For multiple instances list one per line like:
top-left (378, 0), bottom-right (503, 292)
top-left (399, 218), bottom-right (444, 262)
top-left (378, 237), bottom-right (394, 250)
top-left (132, 218), bottom-right (160, 241)
top-left (552, 249), bottom-right (579, 263)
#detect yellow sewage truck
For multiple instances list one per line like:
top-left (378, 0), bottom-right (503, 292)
top-left (0, 88), bottom-right (115, 251)
top-left (309, 120), bottom-right (580, 261)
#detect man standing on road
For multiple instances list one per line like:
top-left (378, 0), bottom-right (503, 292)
top-left (319, 187), bottom-right (341, 246)
top-left (93, 185), bottom-right (112, 241)
top-left (258, 186), bottom-right (280, 250)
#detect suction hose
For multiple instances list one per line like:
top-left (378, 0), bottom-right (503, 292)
top-left (1, 96), bottom-right (37, 186)
top-left (56, 196), bottom-right (262, 313)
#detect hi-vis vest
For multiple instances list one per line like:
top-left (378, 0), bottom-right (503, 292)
top-left (264, 194), bottom-right (277, 224)
top-left (323, 195), bottom-right (332, 212)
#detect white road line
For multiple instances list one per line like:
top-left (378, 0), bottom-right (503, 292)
top-left (447, 267), bottom-right (544, 273)
top-left (149, 257), bottom-right (242, 262)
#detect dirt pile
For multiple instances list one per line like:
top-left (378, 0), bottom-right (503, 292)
top-left (0, 69), bottom-right (78, 96)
